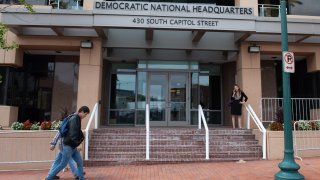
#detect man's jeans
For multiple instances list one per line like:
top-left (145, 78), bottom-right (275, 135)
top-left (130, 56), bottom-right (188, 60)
top-left (48, 152), bottom-right (78, 177)
top-left (46, 145), bottom-right (84, 180)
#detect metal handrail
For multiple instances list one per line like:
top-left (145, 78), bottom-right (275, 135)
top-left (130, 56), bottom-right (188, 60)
top-left (84, 102), bottom-right (99, 160)
top-left (198, 105), bottom-right (209, 160)
top-left (146, 104), bottom-right (150, 160)
top-left (245, 104), bottom-right (266, 159)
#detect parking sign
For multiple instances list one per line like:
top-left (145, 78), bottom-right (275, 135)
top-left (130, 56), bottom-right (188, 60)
top-left (283, 51), bottom-right (295, 73)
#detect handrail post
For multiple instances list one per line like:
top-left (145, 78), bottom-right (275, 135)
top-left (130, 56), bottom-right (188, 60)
top-left (205, 129), bottom-right (209, 160)
top-left (85, 129), bottom-right (89, 160)
top-left (85, 103), bottom-right (98, 161)
top-left (146, 104), bottom-right (150, 160)
top-left (245, 104), bottom-right (267, 160)
top-left (247, 110), bottom-right (250, 129)
top-left (198, 105), bottom-right (201, 129)
top-left (263, 131), bottom-right (267, 159)
top-left (95, 105), bottom-right (98, 129)
top-left (199, 104), bottom-right (209, 160)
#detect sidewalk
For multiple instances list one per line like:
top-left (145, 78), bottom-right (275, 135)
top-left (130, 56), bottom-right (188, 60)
top-left (1, 157), bottom-right (319, 180)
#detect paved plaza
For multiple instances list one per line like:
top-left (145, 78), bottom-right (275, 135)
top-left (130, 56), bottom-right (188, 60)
top-left (1, 157), bottom-right (320, 180)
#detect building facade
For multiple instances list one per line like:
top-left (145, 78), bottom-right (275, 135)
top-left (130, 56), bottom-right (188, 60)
top-left (1, 0), bottom-right (320, 129)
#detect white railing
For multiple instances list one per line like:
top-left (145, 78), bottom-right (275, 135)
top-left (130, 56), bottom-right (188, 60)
top-left (84, 102), bottom-right (99, 160)
top-left (50, 0), bottom-right (83, 10)
top-left (258, 4), bottom-right (281, 17)
top-left (198, 105), bottom-right (209, 160)
top-left (245, 104), bottom-right (266, 159)
top-left (294, 120), bottom-right (320, 161)
top-left (145, 104), bottom-right (150, 160)
top-left (261, 98), bottom-right (320, 122)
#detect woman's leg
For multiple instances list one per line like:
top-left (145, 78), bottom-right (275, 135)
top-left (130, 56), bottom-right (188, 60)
top-left (232, 115), bottom-right (236, 128)
top-left (238, 116), bottom-right (242, 129)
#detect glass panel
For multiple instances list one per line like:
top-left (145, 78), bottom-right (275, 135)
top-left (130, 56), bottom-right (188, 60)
top-left (6, 56), bottom-right (55, 122)
top-left (51, 62), bottom-right (78, 121)
top-left (138, 60), bottom-right (147, 69)
top-left (190, 110), bottom-right (198, 125)
top-left (137, 72), bottom-right (146, 109)
top-left (109, 110), bottom-right (135, 125)
top-left (136, 110), bottom-right (145, 125)
top-left (111, 63), bottom-right (136, 73)
top-left (191, 72), bottom-right (199, 109)
top-left (190, 61), bottom-right (199, 70)
top-left (199, 75), bottom-right (222, 110)
top-left (0, 67), bottom-right (8, 105)
top-left (199, 64), bottom-right (220, 76)
top-left (149, 74), bottom-right (166, 122)
top-left (148, 60), bottom-right (189, 70)
top-left (170, 74), bottom-right (187, 121)
top-left (211, 76), bottom-right (221, 109)
top-left (110, 74), bottom-right (136, 109)
top-left (203, 111), bottom-right (222, 124)
top-left (199, 75), bottom-right (210, 109)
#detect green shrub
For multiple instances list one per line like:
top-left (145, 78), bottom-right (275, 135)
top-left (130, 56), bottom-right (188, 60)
top-left (316, 121), bottom-right (320, 130)
top-left (298, 121), bottom-right (311, 130)
top-left (11, 122), bottom-right (23, 130)
top-left (51, 120), bottom-right (61, 130)
top-left (30, 122), bottom-right (40, 130)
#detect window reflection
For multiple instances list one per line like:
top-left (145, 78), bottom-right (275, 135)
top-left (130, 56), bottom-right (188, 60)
top-left (110, 74), bottom-right (136, 109)
top-left (3, 55), bottom-right (79, 123)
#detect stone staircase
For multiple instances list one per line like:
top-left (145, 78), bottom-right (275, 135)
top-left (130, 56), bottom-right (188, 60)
top-left (84, 128), bottom-right (262, 166)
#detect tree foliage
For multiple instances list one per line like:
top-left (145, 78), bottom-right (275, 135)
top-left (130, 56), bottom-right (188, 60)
top-left (288, 0), bottom-right (303, 7)
top-left (0, 0), bottom-right (34, 50)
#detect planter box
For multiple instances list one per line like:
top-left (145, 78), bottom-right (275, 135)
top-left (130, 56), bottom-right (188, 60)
top-left (266, 130), bottom-right (320, 160)
top-left (0, 130), bottom-right (58, 171)
top-left (0, 130), bottom-right (84, 171)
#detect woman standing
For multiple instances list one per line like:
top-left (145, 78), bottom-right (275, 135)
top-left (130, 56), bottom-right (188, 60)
top-left (230, 84), bottom-right (248, 129)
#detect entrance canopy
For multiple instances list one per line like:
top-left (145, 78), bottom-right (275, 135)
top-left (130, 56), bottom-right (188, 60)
top-left (1, 1), bottom-right (320, 62)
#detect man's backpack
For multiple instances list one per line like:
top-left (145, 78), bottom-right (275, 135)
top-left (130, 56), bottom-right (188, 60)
top-left (59, 114), bottom-right (74, 137)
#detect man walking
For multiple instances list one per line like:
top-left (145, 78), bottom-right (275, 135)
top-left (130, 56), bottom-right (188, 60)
top-left (45, 106), bottom-right (90, 180)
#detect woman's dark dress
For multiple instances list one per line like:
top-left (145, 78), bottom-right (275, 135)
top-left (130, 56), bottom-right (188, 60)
top-left (231, 91), bottom-right (248, 115)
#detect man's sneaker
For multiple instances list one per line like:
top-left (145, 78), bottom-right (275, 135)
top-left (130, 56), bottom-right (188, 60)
top-left (53, 175), bottom-right (60, 179)
top-left (74, 171), bottom-right (86, 180)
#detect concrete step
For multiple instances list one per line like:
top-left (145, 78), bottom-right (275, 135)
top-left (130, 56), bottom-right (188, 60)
top-left (86, 127), bottom-right (263, 166)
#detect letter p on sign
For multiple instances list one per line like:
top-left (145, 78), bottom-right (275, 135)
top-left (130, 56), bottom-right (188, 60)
top-left (283, 51), bottom-right (295, 73)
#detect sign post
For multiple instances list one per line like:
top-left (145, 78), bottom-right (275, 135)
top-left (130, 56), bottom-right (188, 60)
top-left (275, 1), bottom-right (304, 179)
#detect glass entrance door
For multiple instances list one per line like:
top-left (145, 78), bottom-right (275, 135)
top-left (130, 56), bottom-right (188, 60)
top-left (148, 72), bottom-right (189, 126)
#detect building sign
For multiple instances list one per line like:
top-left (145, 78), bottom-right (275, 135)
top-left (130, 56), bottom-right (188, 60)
top-left (283, 51), bottom-right (295, 73)
top-left (93, 1), bottom-right (255, 31)
top-left (94, 1), bottom-right (253, 16)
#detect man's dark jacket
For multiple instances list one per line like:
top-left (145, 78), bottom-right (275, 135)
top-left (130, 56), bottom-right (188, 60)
top-left (63, 114), bottom-right (84, 148)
